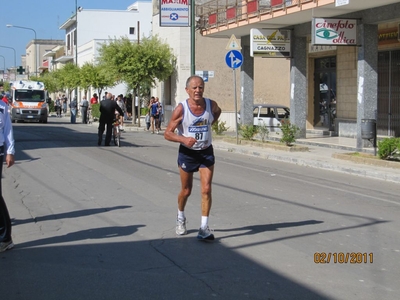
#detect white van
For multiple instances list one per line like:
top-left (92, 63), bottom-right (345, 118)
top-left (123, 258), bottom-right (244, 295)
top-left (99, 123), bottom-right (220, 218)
top-left (238, 104), bottom-right (290, 130)
top-left (9, 80), bottom-right (51, 123)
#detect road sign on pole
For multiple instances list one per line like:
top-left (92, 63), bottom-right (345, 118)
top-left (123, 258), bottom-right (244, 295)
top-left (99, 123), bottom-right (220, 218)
top-left (225, 50), bottom-right (243, 69)
top-left (226, 34), bottom-right (242, 50)
top-left (224, 49), bottom-right (243, 144)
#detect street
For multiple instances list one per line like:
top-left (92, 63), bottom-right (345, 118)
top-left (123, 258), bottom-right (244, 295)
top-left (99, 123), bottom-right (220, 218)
top-left (1, 117), bottom-right (399, 300)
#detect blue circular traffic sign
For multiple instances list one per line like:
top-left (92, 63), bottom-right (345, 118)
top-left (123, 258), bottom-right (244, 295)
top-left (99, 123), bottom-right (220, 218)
top-left (225, 50), bottom-right (243, 69)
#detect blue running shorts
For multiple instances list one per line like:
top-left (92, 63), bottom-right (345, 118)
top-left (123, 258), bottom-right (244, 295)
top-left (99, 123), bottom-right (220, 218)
top-left (177, 144), bottom-right (215, 173)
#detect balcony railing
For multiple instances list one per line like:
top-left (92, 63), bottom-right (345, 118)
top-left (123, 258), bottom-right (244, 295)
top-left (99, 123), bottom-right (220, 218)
top-left (196, 0), bottom-right (315, 32)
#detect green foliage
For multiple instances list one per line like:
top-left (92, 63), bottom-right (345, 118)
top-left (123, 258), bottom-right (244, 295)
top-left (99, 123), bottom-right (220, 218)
top-left (378, 137), bottom-right (400, 160)
top-left (97, 35), bottom-right (175, 91)
top-left (141, 107), bottom-right (149, 116)
top-left (257, 122), bottom-right (269, 142)
top-left (239, 124), bottom-right (259, 140)
top-left (49, 100), bottom-right (55, 112)
top-left (52, 63), bottom-right (80, 99)
top-left (212, 120), bottom-right (229, 135)
top-left (1, 81), bottom-right (10, 93)
top-left (277, 119), bottom-right (300, 146)
top-left (91, 103), bottom-right (100, 119)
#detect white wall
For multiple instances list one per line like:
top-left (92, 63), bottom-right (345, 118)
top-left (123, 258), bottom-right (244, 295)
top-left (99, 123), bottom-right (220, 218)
top-left (60, 0), bottom-right (153, 101)
top-left (151, 14), bottom-right (191, 127)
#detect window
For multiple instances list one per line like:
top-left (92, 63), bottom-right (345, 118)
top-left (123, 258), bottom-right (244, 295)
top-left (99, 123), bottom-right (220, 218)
top-left (129, 27), bottom-right (135, 35)
top-left (67, 34), bottom-right (71, 50)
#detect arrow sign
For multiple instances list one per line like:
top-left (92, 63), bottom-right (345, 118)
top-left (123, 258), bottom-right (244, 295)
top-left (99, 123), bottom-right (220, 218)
top-left (225, 50), bottom-right (243, 69)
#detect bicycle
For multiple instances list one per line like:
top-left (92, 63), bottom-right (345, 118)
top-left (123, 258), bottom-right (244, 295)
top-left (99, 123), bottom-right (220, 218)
top-left (112, 117), bottom-right (121, 147)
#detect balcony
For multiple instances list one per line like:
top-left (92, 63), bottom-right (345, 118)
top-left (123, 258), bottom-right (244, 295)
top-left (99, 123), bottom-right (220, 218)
top-left (196, 0), bottom-right (400, 37)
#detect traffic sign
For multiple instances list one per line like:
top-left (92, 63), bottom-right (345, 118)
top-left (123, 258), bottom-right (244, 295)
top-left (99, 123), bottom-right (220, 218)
top-left (225, 50), bottom-right (243, 69)
top-left (226, 34), bottom-right (242, 50)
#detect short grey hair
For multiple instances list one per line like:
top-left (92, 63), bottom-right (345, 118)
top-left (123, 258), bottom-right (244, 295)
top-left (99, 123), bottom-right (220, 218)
top-left (186, 75), bottom-right (204, 88)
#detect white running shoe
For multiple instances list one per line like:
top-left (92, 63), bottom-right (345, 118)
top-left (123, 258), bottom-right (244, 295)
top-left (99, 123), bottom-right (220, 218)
top-left (197, 226), bottom-right (214, 241)
top-left (176, 218), bottom-right (187, 235)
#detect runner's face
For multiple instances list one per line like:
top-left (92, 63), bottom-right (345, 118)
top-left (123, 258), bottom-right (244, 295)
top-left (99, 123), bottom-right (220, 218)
top-left (186, 78), bottom-right (204, 101)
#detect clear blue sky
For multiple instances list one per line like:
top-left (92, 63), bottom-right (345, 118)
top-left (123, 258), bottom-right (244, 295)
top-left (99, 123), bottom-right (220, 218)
top-left (1, 0), bottom-right (136, 70)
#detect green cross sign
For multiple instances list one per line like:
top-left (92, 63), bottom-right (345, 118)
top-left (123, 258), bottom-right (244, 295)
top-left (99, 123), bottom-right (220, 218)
top-left (17, 66), bottom-right (25, 74)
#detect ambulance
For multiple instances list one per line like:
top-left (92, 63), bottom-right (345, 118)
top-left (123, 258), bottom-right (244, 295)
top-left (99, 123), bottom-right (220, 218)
top-left (9, 80), bottom-right (51, 123)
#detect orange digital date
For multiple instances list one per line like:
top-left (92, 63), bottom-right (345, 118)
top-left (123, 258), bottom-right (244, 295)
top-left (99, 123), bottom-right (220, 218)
top-left (314, 252), bottom-right (373, 264)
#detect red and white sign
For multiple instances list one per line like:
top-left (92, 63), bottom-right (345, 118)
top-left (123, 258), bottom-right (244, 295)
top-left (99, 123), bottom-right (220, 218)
top-left (160, 0), bottom-right (190, 27)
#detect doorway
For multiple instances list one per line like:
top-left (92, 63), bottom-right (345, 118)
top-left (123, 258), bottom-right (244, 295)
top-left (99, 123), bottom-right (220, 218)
top-left (378, 50), bottom-right (400, 137)
top-left (314, 57), bottom-right (337, 131)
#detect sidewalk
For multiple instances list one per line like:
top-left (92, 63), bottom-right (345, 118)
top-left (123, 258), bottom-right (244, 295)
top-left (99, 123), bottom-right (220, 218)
top-left (211, 133), bottom-right (400, 183)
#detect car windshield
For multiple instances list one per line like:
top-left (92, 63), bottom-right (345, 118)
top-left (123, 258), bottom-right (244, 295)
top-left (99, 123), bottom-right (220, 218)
top-left (15, 90), bottom-right (45, 102)
top-left (276, 107), bottom-right (290, 119)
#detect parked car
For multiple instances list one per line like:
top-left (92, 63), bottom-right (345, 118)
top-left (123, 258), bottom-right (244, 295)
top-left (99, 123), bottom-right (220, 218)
top-left (238, 104), bottom-right (290, 130)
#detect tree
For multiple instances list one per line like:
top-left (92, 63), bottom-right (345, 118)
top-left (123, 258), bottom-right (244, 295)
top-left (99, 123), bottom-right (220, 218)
top-left (80, 62), bottom-right (115, 100)
top-left (97, 35), bottom-right (175, 122)
top-left (57, 63), bottom-right (80, 100)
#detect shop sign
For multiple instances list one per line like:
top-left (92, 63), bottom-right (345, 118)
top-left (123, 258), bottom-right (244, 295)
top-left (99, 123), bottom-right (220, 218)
top-left (312, 18), bottom-right (357, 46)
top-left (160, 0), bottom-right (189, 27)
top-left (335, 0), bottom-right (349, 7)
top-left (250, 28), bottom-right (291, 58)
top-left (378, 27), bottom-right (399, 46)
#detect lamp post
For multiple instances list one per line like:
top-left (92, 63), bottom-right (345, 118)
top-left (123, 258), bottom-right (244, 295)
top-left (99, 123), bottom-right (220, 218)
top-left (0, 55), bottom-right (5, 71)
top-left (6, 24), bottom-right (38, 77)
top-left (0, 46), bottom-right (16, 69)
top-left (75, 0), bottom-right (78, 100)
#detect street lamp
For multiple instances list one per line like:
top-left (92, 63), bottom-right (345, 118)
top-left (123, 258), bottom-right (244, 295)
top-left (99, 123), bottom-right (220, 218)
top-left (0, 55), bottom-right (5, 72)
top-left (6, 24), bottom-right (38, 77)
top-left (75, 0), bottom-right (78, 100)
top-left (0, 46), bottom-right (16, 69)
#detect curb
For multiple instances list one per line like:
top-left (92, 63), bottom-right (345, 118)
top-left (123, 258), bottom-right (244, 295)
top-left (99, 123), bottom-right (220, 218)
top-left (213, 142), bottom-right (400, 183)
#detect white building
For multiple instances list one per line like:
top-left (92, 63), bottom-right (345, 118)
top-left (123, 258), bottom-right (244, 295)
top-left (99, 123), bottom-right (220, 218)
top-left (58, 1), bottom-right (153, 101)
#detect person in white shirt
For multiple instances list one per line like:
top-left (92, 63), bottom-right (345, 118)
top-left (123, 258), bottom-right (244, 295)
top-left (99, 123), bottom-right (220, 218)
top-left (0, 99), bottom-right (15, 252)
top-left (164, 75), bottom-right (221, 241)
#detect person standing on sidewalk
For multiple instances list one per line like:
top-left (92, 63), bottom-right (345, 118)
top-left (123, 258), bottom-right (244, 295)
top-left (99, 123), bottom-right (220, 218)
top-left (69, 96), bottom-right (78, 124)
top-left (149, 97), bottom-right (160, 134)
top-left (80, 95), bottom-right (89, 124)
top-left (164, 75), bottom-right (221, 241)
top-left (0, 98), bottom-right (15, 252)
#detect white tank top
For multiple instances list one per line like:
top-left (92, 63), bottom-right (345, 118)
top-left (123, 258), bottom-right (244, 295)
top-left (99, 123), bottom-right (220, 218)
top-left (177, 98), bottom-right (214, 150)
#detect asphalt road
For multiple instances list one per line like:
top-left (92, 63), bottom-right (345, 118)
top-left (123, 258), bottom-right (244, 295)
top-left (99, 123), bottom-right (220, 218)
top-left (1, 117), bottom-right (399, 300)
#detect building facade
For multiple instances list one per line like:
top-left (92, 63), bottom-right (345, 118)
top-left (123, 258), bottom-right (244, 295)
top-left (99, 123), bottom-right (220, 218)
top-left (195, 0), bottom-right (400, 150)
top-left (151, 0), bottom-right (290, 129)
top-left (58, 0), bottom-right (153, 101)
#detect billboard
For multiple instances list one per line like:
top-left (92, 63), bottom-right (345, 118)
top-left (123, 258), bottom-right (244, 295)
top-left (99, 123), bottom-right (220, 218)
top-left (160, 0), bottom-right (190, 27)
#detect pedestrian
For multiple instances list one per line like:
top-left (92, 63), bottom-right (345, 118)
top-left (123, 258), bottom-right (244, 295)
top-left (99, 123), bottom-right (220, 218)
top-left (90, 93), bottom-right (98, 105)
top-left (55, 95), bottom-right (62, 117)
top-left (116, 94), bottom-right (126, 130)
top-left (164, 75), bottom-right (221, 241)
top-left (80, 95), bottom-right (89, 124)
top-left (69, 96), bottom-right (78, 124)
top-left (98, 93), bottom-right (123, 146)
top-left (0, 96), bottom-right (15, 252)
top-left (62, 95), bottom-right (68, 114)
top-left (145, 110), bottom-right (151, 131)
top-left (2, 94), bottom-right (8, 105)
top-left (157, 98), bottom-right (164, 131)
top-left (149, 97), bottom-right (160, 134)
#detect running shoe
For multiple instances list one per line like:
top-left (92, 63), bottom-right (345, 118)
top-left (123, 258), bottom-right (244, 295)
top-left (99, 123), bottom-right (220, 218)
top-left (197, 226), bottom-right (215, 241)
top-left (176, 218), bottom-right (187, 235)
top-left (0, 239), bottom-right (14, 252)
